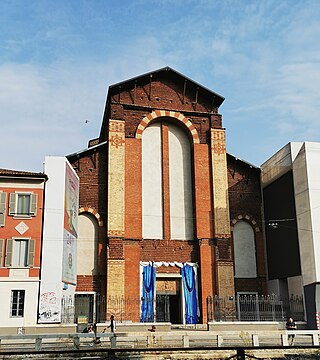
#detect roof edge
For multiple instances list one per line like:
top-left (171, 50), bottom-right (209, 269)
top-left (66, 140), bottom-right (108, 158)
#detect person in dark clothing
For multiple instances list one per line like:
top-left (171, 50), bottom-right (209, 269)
top-left (107, 315), bottom-right (116, 333)
top-left (286, 317), bottom-right (296, 345)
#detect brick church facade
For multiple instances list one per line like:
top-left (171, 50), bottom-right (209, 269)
top-left (67, 67), bottom-right (266, 324)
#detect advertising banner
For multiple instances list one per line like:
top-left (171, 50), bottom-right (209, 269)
top-left (62, 163), bottom-right (79, 285)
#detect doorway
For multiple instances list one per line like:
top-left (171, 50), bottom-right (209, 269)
top-left (156, 278), bottom-right (182, 324)
top-left (74, 293), bottom-right (94, 325)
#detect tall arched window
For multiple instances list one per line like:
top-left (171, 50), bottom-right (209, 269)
top-left (77, 213), bottom-right (98, 275)
top-left (168, 123), bottom-right (193, 239)
top-left (233, 220), bottom-right (257, 278)
top-left (142, 120), bottom-right (194, 240)
top-left (142, 122), bottom-right (163, 239)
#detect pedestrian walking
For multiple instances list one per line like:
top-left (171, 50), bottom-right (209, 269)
top-left (286, 317), bottom-right (296, 345)
top-left (107, 315), bottom-right (116, 333)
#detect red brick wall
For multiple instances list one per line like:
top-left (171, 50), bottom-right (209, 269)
top-left (68, 74), bottom-right (267, 320)
top-left (199, 239), bottom-right (214, 322)
top-left (227, 155), bottom-right (267, 295)
top-left (68, 147), bottom-right (107, 293)
top-left (125, 138), bottom-right (142, 239)
top-left (194, 143), bottom-right (213, 239)
top-left (124, 242), bottom-right (141, 321)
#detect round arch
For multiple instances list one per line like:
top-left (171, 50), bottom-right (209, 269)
top-left (231, 214), bottom-right (260, 233)
top-left (135, 110), bottom-right (200, 144)
top-left (78, 207), bottom-right (103, 227)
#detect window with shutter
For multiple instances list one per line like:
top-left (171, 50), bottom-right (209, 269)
top-left (12, 239), bottom-right (28, 267)
top-left (9, 193), bottom-right (16, 216)
top-left (0, 192), bottom-right (6, 226)
top-left (5, 239), bottom-right (13, 267)
top-left (8, 193), bottom-right (38, 217)
top-left (28, 239), bottom-right (35, 267)
top-left (0, 239), bottom-right (4, 267)
top-left (30, 194), bottom-right (37, 216)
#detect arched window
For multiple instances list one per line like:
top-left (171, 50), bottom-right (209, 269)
top-left (233, 220), bottom-right (257, 278)
top-left (77, 213), bottom-right (98, 275)
top-left (142, 122), bottom-right (163, 239)
top-left (142, 121), bottom-right (194, 240)
top-left (168, 123), bottom-right (193, 239)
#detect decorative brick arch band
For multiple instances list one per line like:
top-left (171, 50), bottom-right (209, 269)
top-left (135, 110), bottom-right (200, 144)
top-left (230, 214), bottom-right (260, 233)
top-left (79, 207), bottom-right (104, 227)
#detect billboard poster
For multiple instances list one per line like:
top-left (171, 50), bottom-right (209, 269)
top-left (62, 229), bottom-right (77, 284)
top-left (64, 163), bottom-right (79, 237)
top-left (62, 163), bottom-right (79, 285)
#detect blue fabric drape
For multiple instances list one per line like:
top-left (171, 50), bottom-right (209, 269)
top-left (181, 264), bottom-right (198, 324)
top-left (140, 264), bottom-right (156, 322)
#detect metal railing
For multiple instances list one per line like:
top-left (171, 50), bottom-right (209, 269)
top-left (208, 294), bottom-right (305, 322)
top-left (62, 293), bottom-right (305, 325)
top-left (0, 330), bottom-right (319, 352)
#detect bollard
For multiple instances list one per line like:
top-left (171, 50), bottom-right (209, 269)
top-left (73, 335), bottom-right (80, 349)
top-left (111, 334), bottom-right (117, 348)
top-left (35, 337), bottom-right (42, 351)
top-left (236, 348), bottom-right (245, 360)
top-left (217, 334), bottom-right (223, 347)
top-left (252, 334), bottom-right (259, 347)
top-left (183, 334), bottom-right (189, 348)
top-left (313, 333), bottom-right (319, 346)
top-left (281, 333), bottom-right (289, 347)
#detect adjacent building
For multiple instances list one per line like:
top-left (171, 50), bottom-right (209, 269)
top-left (38, 157), bottom-right (79, 325)
top-left (262, 142), bottom-right (320, 328)
top-left (0, 169), bottom-right (47, 328)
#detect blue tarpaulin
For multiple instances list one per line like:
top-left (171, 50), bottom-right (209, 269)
top-left (140, 263), bottom-right (156, 322)
top-left (181, 264), bottom-right (198, 324)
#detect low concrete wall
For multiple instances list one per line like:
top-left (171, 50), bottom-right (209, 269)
top-left (208, 321), bottom-right (283, 331)
top-left (96, 322), bottom-right (172, 333)
top-left (208, 321), bottom-right (307, 331)
top-left (0, 324), bottom-right (77, 335)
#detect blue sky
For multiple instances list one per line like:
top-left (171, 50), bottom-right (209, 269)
top-left (1, 0), bottom-right (319, 171)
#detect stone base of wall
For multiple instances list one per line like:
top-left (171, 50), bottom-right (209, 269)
top-left (0, 324), bottom-right (77, 335)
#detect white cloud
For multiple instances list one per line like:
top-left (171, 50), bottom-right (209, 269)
top-left (0, 34), bottom-right (170, 172)
top-left (1, 0), bottom-right (320, 170)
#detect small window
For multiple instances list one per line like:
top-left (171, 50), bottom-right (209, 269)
top-left (9, 193), bottom-right (37, 217)
top-left (10, 290), bottom-right (25, 317)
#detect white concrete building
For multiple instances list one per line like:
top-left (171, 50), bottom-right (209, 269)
top-left (38, 157), bottom-right (79, 324)
top-left (261, 142), bottom-right (320, 328)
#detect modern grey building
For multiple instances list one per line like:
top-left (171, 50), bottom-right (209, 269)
top-left (261, 142), bottom-right (320, 328)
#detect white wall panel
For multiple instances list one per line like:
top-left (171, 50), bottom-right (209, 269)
top-left (233, 221), bottom-right (257, 278)
top-left (169, 124), bottom-right (193, 240)
top-left (142, 123), bottom-right (163, 239)
top-left (77, 214), bottom-right (98, 275)
top-left (304, 143), bottom-right (320, 283)
top-left (0, 282), bottom-right (39, 327)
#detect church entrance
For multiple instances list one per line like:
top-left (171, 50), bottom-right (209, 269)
top-left (156, 278), bottom-right (182, 324)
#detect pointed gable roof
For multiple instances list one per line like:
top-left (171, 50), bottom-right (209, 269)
top-left (99, 66), bottom-right (225, 140)
top-left (108, 66), bottom-right (225, 108)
